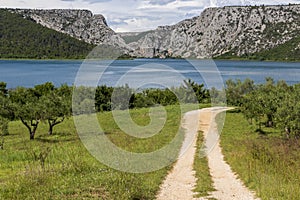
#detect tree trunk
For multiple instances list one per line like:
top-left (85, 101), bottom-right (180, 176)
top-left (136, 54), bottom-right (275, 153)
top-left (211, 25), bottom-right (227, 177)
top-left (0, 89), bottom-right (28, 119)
top-left (48, 119), bottom-right (53, 135)
top-left (0, 137), bottom-right (4, 150)
top-left (21, 118), bottom-right (39, 140)
top-left (48, 124), bottom-right (53, 135)
top-left (266, 115), bottom-right (273, 127)
top-left (48, 118), bottom-right (64, 135)
top-left (285, 127), bottom-right (290, 139)
top-left (30, 131), bottom-right (35, 140)
top-left (30, 122), bottom-right (38, 140)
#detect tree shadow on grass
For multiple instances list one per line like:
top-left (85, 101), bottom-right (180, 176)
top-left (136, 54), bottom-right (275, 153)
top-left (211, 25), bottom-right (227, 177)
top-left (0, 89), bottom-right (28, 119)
top-left (255, 128), bottom-right (267, 135)
top-left (35, 138), bottom-right (77, 143)
top-left (103, 131), bottom-right (113, 135)
top-left (227, 108), bottom-right (241, 113)
top-left (53, 131), bottom-right (73, 136)
top-left (35, 132), bottom-right (78, 143)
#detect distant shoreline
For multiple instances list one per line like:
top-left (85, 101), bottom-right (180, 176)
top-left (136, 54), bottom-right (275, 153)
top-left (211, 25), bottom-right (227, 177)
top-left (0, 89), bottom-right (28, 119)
top-left (1, 57), bottom-right (300, 63)
top-left (0, 58), bottom-right (85, 61)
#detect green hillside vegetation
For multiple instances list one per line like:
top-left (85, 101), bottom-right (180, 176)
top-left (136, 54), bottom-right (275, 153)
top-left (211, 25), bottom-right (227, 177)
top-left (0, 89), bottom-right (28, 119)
top-left (248, 35), bottom-right (300, 61)
top-left (216, 36), bottom-right (300, 62)
top-left (120, 31), bottom-right (154, 44)
top-left (0, 9), bottom-right (95, 59)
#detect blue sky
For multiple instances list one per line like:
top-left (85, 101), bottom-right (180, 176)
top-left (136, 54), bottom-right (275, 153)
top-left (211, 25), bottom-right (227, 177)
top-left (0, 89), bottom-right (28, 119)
top-left (1, 0), bottom-right (299, 32)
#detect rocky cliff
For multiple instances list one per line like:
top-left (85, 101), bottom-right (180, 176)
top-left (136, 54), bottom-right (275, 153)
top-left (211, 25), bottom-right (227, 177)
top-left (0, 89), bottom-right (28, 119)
top-left (9, 9), bottom-right (129, 52)
top-left (7, 4), bottom-right (300, 59)
top-left (122, 4), bottom-right (300, 58)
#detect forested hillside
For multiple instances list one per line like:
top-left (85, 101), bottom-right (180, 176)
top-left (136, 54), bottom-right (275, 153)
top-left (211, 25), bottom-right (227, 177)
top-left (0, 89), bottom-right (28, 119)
top-left (2, 5), bottom-right (300, 60)
top-left (0, 9), bottom-right (95, 59)
top-left (217, 35), bottom-right (300, 61)
top-left (249, 35), bottom-right (300, 61)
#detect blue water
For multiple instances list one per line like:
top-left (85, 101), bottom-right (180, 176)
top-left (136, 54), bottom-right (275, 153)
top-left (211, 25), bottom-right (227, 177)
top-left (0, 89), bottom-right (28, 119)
top-left (0, 59), bottom-right (299, 89)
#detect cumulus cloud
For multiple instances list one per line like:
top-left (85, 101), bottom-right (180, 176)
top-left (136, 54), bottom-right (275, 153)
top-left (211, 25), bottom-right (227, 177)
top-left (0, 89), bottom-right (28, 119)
top-left (61, 0), bottom-right (112, 2)
top-left (1, 0), bottom-right (299, 32)
top-left (148, 0), bottom-right (176, 5)
top-left (83, 0), bottom-right (112, 4)
top-left (177, 6), bottom-right (206, 11)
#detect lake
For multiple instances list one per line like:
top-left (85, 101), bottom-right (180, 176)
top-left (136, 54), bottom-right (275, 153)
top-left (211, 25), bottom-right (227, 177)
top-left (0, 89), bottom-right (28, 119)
top-left (0, 59), bottom-right (299, 89)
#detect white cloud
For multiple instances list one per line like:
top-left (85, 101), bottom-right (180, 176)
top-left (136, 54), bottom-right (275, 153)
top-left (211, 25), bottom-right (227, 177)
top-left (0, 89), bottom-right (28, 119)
top-left (148, 0), bottom-right (176, 5)
top-left (1, 0), bottom-right (299, 32)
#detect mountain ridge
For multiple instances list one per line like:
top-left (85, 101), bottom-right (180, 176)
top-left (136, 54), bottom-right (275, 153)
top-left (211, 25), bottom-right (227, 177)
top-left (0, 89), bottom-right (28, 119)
top-left (3, 4), bottom-right (300, 60)
top-left (7, 8), bottom-right (129, 53)
top-left (123, 4), bottom-right (300, 59)
top-left (0, 9), bottom-right (95, 59)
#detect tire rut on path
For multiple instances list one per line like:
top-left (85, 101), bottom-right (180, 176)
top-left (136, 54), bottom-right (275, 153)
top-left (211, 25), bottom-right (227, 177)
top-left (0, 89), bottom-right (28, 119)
top-left (156, 109), bottom-right (200, 200)
top-left (198, 108), bottom-right (260, 200)
top-left (156, 107), bottom-right (260, 200)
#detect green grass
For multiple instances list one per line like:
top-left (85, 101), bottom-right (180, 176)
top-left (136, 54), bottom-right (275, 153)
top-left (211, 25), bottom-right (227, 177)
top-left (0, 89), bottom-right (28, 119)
top-left (120, 31), bottom-right (154, 44)
top-left (219, 110), bottom-right (300, 200)
top-left (0, 104), bottom-right (209, 199)
top-left (193, 131), bottom-right (215, 197)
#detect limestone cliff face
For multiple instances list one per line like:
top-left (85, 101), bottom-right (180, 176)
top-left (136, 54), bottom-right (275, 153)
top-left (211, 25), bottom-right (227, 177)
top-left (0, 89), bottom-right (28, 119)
top-left (9, 9), bottom-right (129, 51)
top-left (122, 4), bottom-right (300, 58)
top-left (8, 5), bottom-right (300, 59)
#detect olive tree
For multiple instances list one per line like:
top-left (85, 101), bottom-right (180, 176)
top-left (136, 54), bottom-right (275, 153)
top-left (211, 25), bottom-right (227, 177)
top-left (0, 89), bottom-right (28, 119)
top-left (9, 87), bottom-right (43, 140)
top-left (275, 83), bottom-right (300, 138)
top-left (8, 82), bottom-right (69, 139)
top-left (226, 78), bottom-right (255, 106)
top-left (41, 84), bottom-right (72, 135)
top-left (0, 82), bottom-right (10, 135)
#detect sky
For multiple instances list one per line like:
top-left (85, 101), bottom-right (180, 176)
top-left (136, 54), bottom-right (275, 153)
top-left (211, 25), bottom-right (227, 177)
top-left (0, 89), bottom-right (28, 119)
top-left (1, 0), bottom-right (299, 32)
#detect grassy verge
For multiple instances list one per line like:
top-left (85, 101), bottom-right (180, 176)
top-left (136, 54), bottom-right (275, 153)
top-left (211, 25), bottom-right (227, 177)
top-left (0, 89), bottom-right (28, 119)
top-left (193, 131), bottom-right (215, 198)
top-left (0, 104), bottom-right (207, 199)
top-left (219, 110), bottom-right (300, 200)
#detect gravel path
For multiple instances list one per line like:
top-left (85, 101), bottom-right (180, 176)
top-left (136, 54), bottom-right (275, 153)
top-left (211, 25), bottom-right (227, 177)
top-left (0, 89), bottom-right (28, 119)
top-left (198, 108), bottom-right (260, 200)
top-left (156, 107), bottom-right (260, 200)
top-left (156, 110), bottom-right (200, 200)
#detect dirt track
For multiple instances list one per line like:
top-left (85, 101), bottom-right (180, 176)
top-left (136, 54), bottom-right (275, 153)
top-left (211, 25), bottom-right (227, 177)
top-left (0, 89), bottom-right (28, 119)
top-left (156, 107), bottom-right (260, 200)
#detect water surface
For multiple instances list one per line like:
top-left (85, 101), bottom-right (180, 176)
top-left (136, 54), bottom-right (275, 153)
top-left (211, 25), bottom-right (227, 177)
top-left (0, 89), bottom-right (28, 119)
top-left (0, 59), bottom-right (299, 88)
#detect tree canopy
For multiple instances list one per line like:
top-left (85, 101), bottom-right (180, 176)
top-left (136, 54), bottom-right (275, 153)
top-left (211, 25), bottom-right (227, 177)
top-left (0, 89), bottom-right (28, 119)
top-left (0, 9), bottom-right (95, 59)
top-left (0, 78), bottom-right (299, 139)
top-left (226, 78), bottom-right (300, 137)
